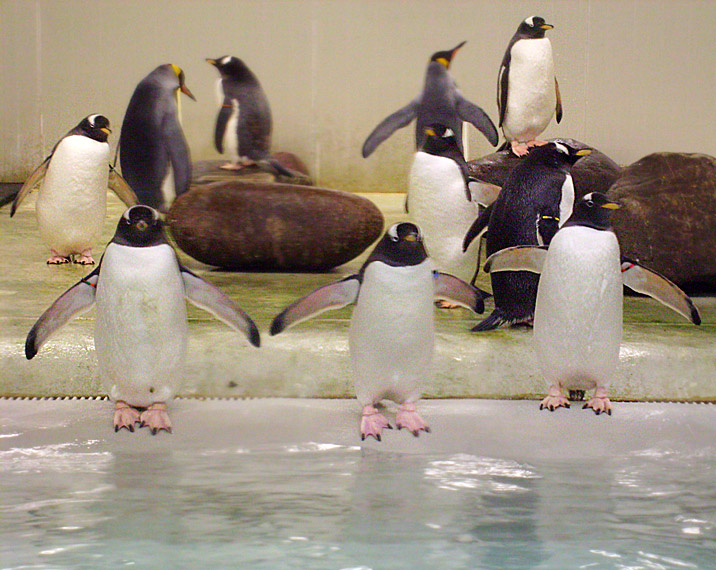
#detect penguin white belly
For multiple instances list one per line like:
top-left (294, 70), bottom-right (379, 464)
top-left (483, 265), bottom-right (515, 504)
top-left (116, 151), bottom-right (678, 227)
top-left (408, 152), bottom-right (480, 282)
top-left (534, 227), bottom-right (622, 391)
top-left (36, 136), bottom-right (109, 255)
top-left (224, 99), bottom-right (240, 162)
top-left (349, 260), bottom-right (435, 406)
top-left (503, 38), bottom-right (556, 142)
top-left (94, 244), bottom-right (188, 407)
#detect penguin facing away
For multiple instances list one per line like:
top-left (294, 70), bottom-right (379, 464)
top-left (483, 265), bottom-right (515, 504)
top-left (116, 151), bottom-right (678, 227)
top-left (407, 124), bottom-right (483, 290)
top-left (11, 114), bottom-right (137, 264)
top-left (119, 64), bottom-right (195, 212)
top-left (484, 193), bottom-right (701, 415)
top-left (25, 205), bottom-right (260, 434)
top-left (498, 16), bottom-right (563, 157)
top-left (206, 56), bottom-right (293, 177)
top-left (465, 140), bottom-right (590, 332)
top-left (270, 222), bottom-right (489, 441)
top-left (362, 42), bottom-right (498, 158)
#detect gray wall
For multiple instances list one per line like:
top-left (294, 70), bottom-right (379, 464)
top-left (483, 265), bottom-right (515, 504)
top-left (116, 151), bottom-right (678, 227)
top-left (2, 0), bottom-right (715, 191)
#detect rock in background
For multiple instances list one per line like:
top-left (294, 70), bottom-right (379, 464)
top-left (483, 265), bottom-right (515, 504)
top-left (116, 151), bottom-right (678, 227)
top-left (192, 152), bottom-right (312, 187)
top-left (167, 181), bottom-right (384, 271)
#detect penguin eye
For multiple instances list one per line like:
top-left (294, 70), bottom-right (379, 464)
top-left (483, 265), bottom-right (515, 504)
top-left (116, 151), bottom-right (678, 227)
top-left (586, 200), bottom-right (594, 208)
top-left (389, 234), bottom-right (399, 242)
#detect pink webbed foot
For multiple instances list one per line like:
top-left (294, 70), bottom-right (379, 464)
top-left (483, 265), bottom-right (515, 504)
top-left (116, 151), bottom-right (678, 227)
top-left (540, 385), bottom-right (570, 412)
top-left (219, 162), bottom-right (244, 171)
top-left (139, 402), bottom-right (173, 435)
top-left (584, 396), bottom-right (612, 416)
top-left (114, 401), bottom-right (141, 432)
top-left (396, 402), bottom-right (431, 437)
top-left (510, 141), bottom-right (530, 157)
top-left (47, 250), bottom-right (71, 264)
top-left (527, 139), bottom-right (549, 148)
top-left (435, 300), bottom-right (460, 310)
top-left (361, 405), bottom-right (392, 441)
top-left (73, 250), bottom-right (95, 265)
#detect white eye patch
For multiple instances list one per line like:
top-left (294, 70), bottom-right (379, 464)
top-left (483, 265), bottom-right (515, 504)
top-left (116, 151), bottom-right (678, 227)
top-left (387, 223), bottom-right (400, 241)
top-left (524, 16), bottom-right (535, 27)
top-left (443, 128), bottom-right (454, 138)
top-left (220, 55), bottom-right (231, 65)
top-left (554, 142), bottom-right (569, 155)
top-left (87, 114), bottom-right (99, 127)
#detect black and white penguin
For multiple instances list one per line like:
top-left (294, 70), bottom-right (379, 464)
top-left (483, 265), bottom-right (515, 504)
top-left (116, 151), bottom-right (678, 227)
top-left (206, 56), bottom-right (292, 177)
top-left (270, 222), bottom-right (489, 441)
top-left (464, 140), bottom-right (591, 331)
top-left (484, 193), bottom-right (701, 414)
top-left (119, 64), bottom-right (195, 212)
top-left (498, 16), bottom-right (563, 156)
top-left (362, 42), bottom-right (498, 158)
top-left (25, 205), bottom-right (260, 434)
top-left (11, 114), bottom-right (136, 264)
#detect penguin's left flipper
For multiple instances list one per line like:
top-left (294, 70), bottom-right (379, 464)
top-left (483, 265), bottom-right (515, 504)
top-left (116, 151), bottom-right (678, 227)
top-left (555, 77), bottom-right (563, 123)
top-left (483, 245), bottom-right (548, 274)
top-left (270, 275), bottom-right (361, 335)
top-left (25, 269), bottom-right (100, 359)
top-left (621, 260), bottom-right (701, 325)
top-left (181, 268), bottom-right (261, 347)
top-left (455, 93), bottom-right (499, 146)
top-left (362, 99), bottom-right (419, 158)
top-left (163, 114), bottom-right (192, 198)
top-left (462, 203), bottom-right (494, 252)
top-left (11, 157), bottom-right (50, 217)
top-left (108, 166), bottom-right (138, 207)
top-left (433, 272), bottom-right (489, 314)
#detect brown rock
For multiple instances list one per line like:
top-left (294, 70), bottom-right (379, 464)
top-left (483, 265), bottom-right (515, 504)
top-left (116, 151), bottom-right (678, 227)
top-left (468, 139), bottom-right (622, 202)
top-left (167, 181), bottom-right (384, 271)
top-left (609, 152), bottom-right (716, 290)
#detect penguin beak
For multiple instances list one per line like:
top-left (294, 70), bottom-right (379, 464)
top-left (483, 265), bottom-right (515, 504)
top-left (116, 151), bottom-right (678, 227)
top-left (576, 149), bottom-right (592, 157)
top-left (404, 234), bottom-right (418, 242)
top-left (101, 127), bottom-right (111, 135)
top-left (541, 24), bottom-right (554, 30)
top-left (601, 201), bottom-right (621, 210)
top-left (450, 41), bottom-right (467, 59)
top-left (206, 58), bottom-right (217, 66)
top-left (424, 127), bottom-right (437, 137)
top-left (136, 220), bottom-right (149, 231)
top-left (180, 83), bottom-right (196, 101)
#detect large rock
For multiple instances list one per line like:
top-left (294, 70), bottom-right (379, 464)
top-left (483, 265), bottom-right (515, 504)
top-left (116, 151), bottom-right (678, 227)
top-left (609, 152), bottom-right (716, 290)
top-left (468, 139), bottom-right (622, 201)
top-left (167, 181), bottom-right (384, 271)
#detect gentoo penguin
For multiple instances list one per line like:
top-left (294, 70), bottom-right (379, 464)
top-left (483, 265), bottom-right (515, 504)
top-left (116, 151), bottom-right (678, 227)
top-left (498, 16), bottom-right (563, 156)
top-left (206, 56), bottom-right (293, 177)
top-left (407, 124), bottom-right (482, 295)
top-left (25, 205), bottom-right (260, 434)
top-left (270, 222), bottom-right (488, 441)
top-left (464, 140), bottom-right (591, 331)
top-left (11, 114), bottom-right (136, 264)
top-left (485, 193), bottom-right (701, 414)
top-left (119, 64), bottom-right (195, 212)
top-left (362, 42), bottom-right (498, 158)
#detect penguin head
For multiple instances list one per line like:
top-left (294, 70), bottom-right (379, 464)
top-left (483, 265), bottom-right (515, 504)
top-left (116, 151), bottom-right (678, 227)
top-left (156, 63), bottom-right (195, 101)
top-left (516, 16), bottom-right (554, 39)
top-left (565, 192), bottom-right (621, 231)
top-left (429, 41), bottom-right (466, 69)
top-left (206, 55), bottom-right (253, 80)
top-left (419, 124), bottom-right (460, 155)
top-left (530, 140), bottom-right (592, 168)
top-left (75, 114), bottom-right (112, 143)
top-left (365, 222), bottom-right (428, 268)
top-left (112, 205), bottom-right (166, 247)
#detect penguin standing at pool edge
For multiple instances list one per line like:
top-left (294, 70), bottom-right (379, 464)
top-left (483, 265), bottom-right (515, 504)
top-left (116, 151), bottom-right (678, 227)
top-left (485, 193), bottom-right (701, 415)
top-left (270, 222), bottom-right (489, 441)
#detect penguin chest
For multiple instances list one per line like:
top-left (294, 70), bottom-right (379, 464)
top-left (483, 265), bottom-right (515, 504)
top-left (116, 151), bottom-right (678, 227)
top-left (94, 244), bottom-right (188, 405)
top-left (408, 153), bottom-right (479, 282)
top-left (217, 78), bottom-right (240, 161)
top-left (534, 228), bottom-right (623, 388)
top-left (503, 38), bottom-right (556, 141)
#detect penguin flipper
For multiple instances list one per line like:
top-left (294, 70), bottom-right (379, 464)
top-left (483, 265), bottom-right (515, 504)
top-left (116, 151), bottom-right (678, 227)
top-left (181, 268), bottom-right (261, 347)
top-left (25, 271), bottom-right (99, 359)
top-left (362, 99), bottom-right (419, 158)
top-left (621, 260), bottom-right (701, 325)
top-left (484, 245), bottom-right (548, 274)
top-left (108, 166), bottom-right (138, 207)
top-left (497, 63), bottom-right (509, 128)
top-left (555, 77), bottom-right (563, 123)
top-left (462, 203), bottom-right (493, 252)
top-left (270, 275), bottom-right (361, 335)
top-left (214, 100), bottom-right (232, 154)
top-left (433, 272), bottom-right (489, 314)
top-left (11, 157), bottom-right (49, 217)
top-left (163, 114), bottom-right (192, 197)
top-left (455, 93), bottom-right (499, 146)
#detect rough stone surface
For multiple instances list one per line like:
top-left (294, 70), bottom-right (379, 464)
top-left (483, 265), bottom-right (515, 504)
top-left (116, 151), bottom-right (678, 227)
top-left (167, 181), bottom-right (384, 270)
top-left (192, 152), bottom-right (312, 187)
top-left (468, 139), bottom-right (622, 201)
top-left (609, 152), bottom-right (716, 291)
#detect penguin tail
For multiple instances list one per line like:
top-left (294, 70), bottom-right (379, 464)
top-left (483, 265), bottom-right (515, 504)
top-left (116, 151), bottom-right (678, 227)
top-left (471, 308), bottom-right (531, 332)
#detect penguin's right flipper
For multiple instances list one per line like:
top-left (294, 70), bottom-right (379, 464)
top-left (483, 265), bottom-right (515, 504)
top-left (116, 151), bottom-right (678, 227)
top-left (433, 272), bottom-right (489, 314)
top-left (362, 99), bottom-right (419, 158)
top-left (11, 158), bottom-right (50, 217)
top-left (462, 203), bottom-right (493, 252)
top-left (455, 94), bottom-right (499, 146)
top-left (483, 245), bottom-right (548, 274)
top-left (181, 268), bottom-right (261, 347)
top-left (108, 166), bottom-right (138, 207)
top-left (555, 77), bottom-right (563, 123)
top-left (621, 260), bottom-right (701, 325)
top-left (25, 270), bottom-right (100, 359)
top-left (163, 114), bottom-right (192, 198)
top-left (270, 275), bottom-right (361, 335)
top-left (213, 99), bottom-right (232, 153)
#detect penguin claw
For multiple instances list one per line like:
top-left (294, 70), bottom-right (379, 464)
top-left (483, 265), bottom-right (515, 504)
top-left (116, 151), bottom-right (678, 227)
top-left (539, 394), bottom-right (570, 412)
top-left (46, 255), bottom-right (71, 264)
top-left (584, 397), bottom-right (612, 416)
top-left (113, 401), bottom-right (140, 432)
top-left (139, 403), bottom-right (173, 434)
top-left (360, 405), bottom-right (391, 442)
top-left (395, 404), bottom-right (430, 437)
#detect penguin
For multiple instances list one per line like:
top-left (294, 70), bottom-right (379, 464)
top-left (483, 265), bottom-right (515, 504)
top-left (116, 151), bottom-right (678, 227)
top-left (484, 192), bottom-right (701, 414)
top-left (119, 64), bottom-right (195, 212)
top-left (25, 205), bottom-right (260, 434)
top-left (362, 42), bottom-right (498, 158)
top-left (497, 16), bottom-right (563, 157)
top-left (270, 222), bottom-right (489, 441)
top-left (206, 56), bottom-right (293, 177)
top-left (407, 124), bottom-right (483, 297)
top-left (10, 114), bottom-right (136, 264)
top-left (464, 140), bottom-right (591, 331)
